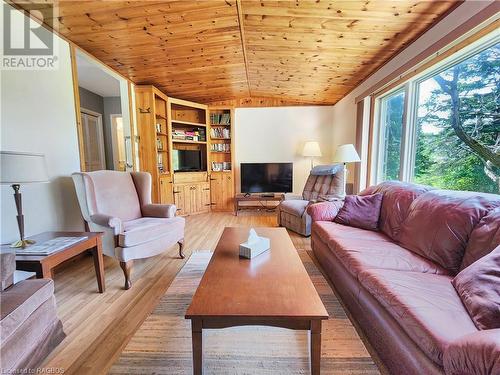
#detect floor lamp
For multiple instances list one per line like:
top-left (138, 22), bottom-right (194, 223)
top-left (0, 151), bottom-right (49, 248)
top-left (302, 141), bottom-right (322, 170)
top-left (332, 144), bottom-right (361, 197)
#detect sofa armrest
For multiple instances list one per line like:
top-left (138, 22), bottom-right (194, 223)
top-left (90, 214), bottom-right (123, 235)
top-left (0, 252), bottom-right (15, 291)
top-left (142, 203), bottom-right (176, 218)
top-left (282, 193), bottom-right (303, 201)
top-left (306, 201), bottom-right (344, 222)
top-left (444, 329), bottom-right (500, 375)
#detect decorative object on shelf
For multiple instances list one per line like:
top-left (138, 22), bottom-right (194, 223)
top-left (211, 161), bottom-right (231, 172)
top-left (332, 144), bottom-right (361, 197)
top-left (239, 228), bottom-right (270, 259)
top-left (155, 123), bottom-right (162, 133)
top-left (0, 151), bottom-right (49, 248)
top-left (302, 141), bottom-right (322, 169)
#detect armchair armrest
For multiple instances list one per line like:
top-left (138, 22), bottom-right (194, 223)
top-left (306, 201), bottom-right (344, 222)
top-left (142, 203), bottom-right (176, 218)
top-left (282, 193), bottom-right (303, 201)
top-left (90, 214), bottom-right (123, 235)
top-left (0, 252), bottom-right (15, 291)
top-left (444, 329), bottom-right (500, 375)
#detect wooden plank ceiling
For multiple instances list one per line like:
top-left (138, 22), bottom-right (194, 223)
top-left (13, 0), bottom-right (460, 105)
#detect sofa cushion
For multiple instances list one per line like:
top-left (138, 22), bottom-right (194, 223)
top-left (443, 329), bottom-right (500, 375)
top-left (0, 279), bottom-right (55, 342)
top-left (398, 190), bottom-right (499, 274)
top-left (461, 207), bottom-right (500, 270)
top-left (313, 222), bottom-right (448, 277)
top-left (313, 221), bottom-right (392, 244)
top-left (360, 181), bottom-right (433, 241)
top-left (358, 269), bottom-right (477, 366)
top-left (119, 216), bottom-right (185, 248)
top-left (334, 193), bottom-right (382, 231)
top-left (452, 245), bottom-right (500, 330)
top-left (279, 199), bottom-right (309, 217)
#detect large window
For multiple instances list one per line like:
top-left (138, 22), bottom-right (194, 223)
top-left (378, 90), bottom-right (405, 181)
top-left (373, 35), bottom-right (499, 194)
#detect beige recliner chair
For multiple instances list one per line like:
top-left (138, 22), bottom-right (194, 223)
top-left (72, 170), bottom-right (185, 289)
top-left (278, 164), bottom-right (344, 236)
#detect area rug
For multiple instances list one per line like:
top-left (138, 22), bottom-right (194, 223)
top-left (109, 250), bottom-right (380, 374)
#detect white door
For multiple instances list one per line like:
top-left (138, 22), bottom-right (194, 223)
top-left (81, 109), bottom-right (106, 171)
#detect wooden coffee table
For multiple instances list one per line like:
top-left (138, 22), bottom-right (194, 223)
top-left (8, 231), bottom-right (105, 293)
top-left (185, 227), bottom-right (328, 374)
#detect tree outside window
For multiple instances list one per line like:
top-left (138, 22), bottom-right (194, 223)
top-left (414, 42), bottom-right (499, 193)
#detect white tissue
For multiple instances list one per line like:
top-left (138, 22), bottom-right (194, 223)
top-left (239, 228), bottom-right (270, 259)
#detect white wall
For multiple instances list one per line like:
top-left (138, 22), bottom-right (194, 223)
top-left (331, 1), bottom-right (495, 183)
top-left (0, 4), bottom-right (84, 243)
top-left (235, 106), bottom-right (334, 194)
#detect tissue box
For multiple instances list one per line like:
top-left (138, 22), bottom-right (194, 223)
top-left (239, 237), bottom-right (270, 259)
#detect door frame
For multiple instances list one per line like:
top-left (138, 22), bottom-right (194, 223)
top-left (81, 107), bottom-right (106, 171)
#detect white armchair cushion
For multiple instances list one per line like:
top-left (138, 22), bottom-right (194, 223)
top-left (119, 216), bottom-right (184, 248)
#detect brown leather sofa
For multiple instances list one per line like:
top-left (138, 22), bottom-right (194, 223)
top-left (308, 181), bottom-right (500, 375)
top-left (0, 252), bottom-right (65, 372)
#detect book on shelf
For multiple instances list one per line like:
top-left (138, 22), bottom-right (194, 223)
top-left (16, 236), bottom-right (88, 255)
top-left (210, 143), bottom-right (230, 152)
top-left (210, 127), bottom-right (230, 139)
top-left (172, 128), bottom-right (206, 142)
top-left (156, 138), bottom-right (164, 150)
top-left (211, 161), bottom-right (231, 172)
top-left (210, 113), bottom-right (230, 125)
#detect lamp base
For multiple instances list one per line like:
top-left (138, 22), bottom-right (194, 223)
top-left (10, 239), bottom-right (36, 248)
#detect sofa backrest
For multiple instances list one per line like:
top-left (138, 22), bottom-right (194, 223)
top-left (73, 170), bottom-right (142, 222)
top-left (303, 166), bottom-right (344, 201)
top-left (460, 207), bottom-right (500, 270)
top-left (398, 189), bottom-right (500, 274)
top-left (360, 181), bottom-right (433, 241)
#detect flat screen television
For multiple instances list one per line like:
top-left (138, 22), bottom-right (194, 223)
top-left (240, 163), bottom-right (293, 193)
top-left (173, 149), bottom-right (203, 172)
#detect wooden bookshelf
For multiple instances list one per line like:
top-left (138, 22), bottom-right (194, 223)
top-left (208, 107), bottom-right (235, 212)
top-left (168, 97), bottom-right (211, 216)
top-left (135, 85), bottom-right (172, 203)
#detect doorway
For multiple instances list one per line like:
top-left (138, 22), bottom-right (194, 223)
top-left (72, 48), bottom-right (136, 172)
top-left (81, 109), bottom-right (105, 171)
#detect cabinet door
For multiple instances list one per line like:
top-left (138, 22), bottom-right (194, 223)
top-left (223, 174), bottom-right (234, 211)
top-left (210, 173), bottom-right (223, 211)
top-left (184, 184), bottom-right (194, 215)
top-left (173, 184), bottom-right (186, 215)
top-left (201, 182), bottom-right (211, 213)
top-left (159, 176), bottom-right (174, 204)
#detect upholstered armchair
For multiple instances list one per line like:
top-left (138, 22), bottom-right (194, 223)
top-left (72, 170), bottom-right (185, 289)
top-left (277, 164), bottom-right (344, 236)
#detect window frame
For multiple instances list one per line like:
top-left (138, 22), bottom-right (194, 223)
top-left (371, 30), bottom-right (500, 186)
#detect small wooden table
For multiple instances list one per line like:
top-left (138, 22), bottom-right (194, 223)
top-left (7, 231), bottom-right (105, 293)
top-left (185, 227), bottom-right (328, 374)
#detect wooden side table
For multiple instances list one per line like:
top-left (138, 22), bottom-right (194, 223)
top-left (9, 231), bottom-right (105, 293)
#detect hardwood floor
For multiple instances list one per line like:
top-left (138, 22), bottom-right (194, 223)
top-left (42, 212), bottom-right (278, 374)
top-left (41, 212), bottom-right (381, 374)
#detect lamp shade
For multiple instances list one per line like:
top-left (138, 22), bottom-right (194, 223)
top-left (333, 144), bottom-right (361, 163)
top-left (302, 141), bottom-right (322, 157)
top-left (0, 151), bottom-right (49, 184)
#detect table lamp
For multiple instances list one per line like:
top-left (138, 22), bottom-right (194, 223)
top-left (0, 151), bottom-right (49, 248)
top-left (332, 144), bottom-right (361, 197)
top-left (302, 141), bottom-right (322, 169)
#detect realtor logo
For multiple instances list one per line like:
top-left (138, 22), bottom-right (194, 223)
top-left (2, 2), bottom-right (58, 70)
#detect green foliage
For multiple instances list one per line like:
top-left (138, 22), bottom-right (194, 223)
top-left (415, 42), bottom-right (499, 193)
top-left (382, 91), bottom-right (404, 180)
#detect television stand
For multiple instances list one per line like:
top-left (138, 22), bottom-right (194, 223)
top-left (234, 193), bottom-right (283, 216)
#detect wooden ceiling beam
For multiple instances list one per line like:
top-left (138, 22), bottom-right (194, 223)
top-left (236, 0), bottom-right (251, 97)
